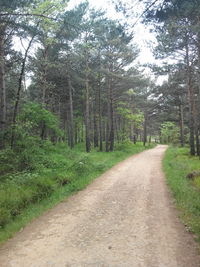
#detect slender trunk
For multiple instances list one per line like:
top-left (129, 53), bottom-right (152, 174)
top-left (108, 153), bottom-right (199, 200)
top-left (67, 67), bottom-right (74, 149)
top-left (186, 40), bottom-right (195, 155)
top-left (11, 34), bottom-right (35, 148)
top-left (129, 123), bottom-right (134, 142)
top-left (93, 91), bottom-right (98, 148)
top-left (97, 53), bottom-right (103, 151)
top-left (102, 119), bottom-right (106, 142)
top-left (105, 116), bottom-right (110, 152)
top-left (143, 112), bottom-right (147, 146)
top-left (179, 102), bottom-right (184, 147)
top-left (115, 117), bottom-right (120, 143)
top-left (109, 81), bottom-right (114, 151)
top-left (197, 32), bottom-right (200, 157)
top-left (196, 129), bottom-right (200, 156)
top-left (106, 77), bottom-right (112, 152)
top-left (0, 26), bottom-right (6, 149)
top-left (98, 78), bottom-right (103, 151)
top-left (42, 46), bottom-right (49, 105)
top-left (74, 122), bottom-right (78, 145)
top-left (85, 62), bottom-right (90, 153)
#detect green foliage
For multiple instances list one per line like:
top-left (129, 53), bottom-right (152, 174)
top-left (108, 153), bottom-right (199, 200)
top-left (0, 103), bottom-right (64, 173)
top-left (164, 147), bottom-right (200, 243)
top-left (116, 102), bottom-right (144, 140)
top-left (116, 103), bottom-right (144, 126)
top-left (18, 102), bottom-right (63, 137)
top-left (160, 121), bottom-right (179, 144)
top-left (0, 149), bottom-right (18, 175)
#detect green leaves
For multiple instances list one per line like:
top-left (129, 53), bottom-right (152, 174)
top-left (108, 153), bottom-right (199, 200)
top-left (18, 102), bottom-right (63, 137)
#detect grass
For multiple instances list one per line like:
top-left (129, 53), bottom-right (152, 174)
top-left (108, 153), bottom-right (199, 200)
top-left (0, 141), bottom-right (155, 245)
top-left (163, 146), bottom-right (200, 243)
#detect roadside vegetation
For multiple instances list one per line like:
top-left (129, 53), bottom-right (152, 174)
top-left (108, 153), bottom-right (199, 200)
top-left (164, 146), bottom-right (200, 243)
top-left (0, 139), bottom-right (154, 244)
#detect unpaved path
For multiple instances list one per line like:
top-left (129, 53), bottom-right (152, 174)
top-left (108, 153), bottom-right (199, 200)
top-left (0, 145), bottom-right (200, 267)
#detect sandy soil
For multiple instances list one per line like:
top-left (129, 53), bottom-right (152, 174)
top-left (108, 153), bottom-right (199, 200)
top-left (0, 145), bottom-right (200, 267)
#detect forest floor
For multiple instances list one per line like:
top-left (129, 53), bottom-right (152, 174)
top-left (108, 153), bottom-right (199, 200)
top-left (0, 145), bottom-right (200, 267)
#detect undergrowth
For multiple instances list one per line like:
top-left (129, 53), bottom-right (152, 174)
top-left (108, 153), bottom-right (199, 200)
top-left (163, 146), bottom-right (200, 243)
top-left (0, 141), bottom-right (154, 244)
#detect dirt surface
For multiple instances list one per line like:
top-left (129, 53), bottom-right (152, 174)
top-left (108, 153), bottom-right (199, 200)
top-left (0, 145), bottom-right (200, 267)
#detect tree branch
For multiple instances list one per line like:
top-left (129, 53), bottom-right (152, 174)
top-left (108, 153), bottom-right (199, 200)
top-left (0, 13), bottom-right (57, 21)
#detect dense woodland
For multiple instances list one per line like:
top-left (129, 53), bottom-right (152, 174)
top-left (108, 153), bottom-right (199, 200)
top-left (1, 0), bottom-right (200, 239)
top-left (0, 0), bottom-right (200, 156)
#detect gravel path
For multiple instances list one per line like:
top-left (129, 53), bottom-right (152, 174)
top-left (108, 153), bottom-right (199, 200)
top-left (0, 145), bottom-right (200, 267)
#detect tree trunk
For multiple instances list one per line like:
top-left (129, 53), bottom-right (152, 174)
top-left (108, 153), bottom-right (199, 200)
top-left (108, 77), bottom-right (114, 151)
top-left (11, 34), bottom-right (35, 148)
top-left (97, 61), bottom-right (103, 152)
top-left (143, 112), bottom-right (147, 146)
top-left (93, 93), bottom-right (99, 148)
top-left (197, 32), bottom-right (200, 157)
top-left (196, 129), bottom-right (200, 156)
top-left (0, 26), bottom-right (6, 149)
top-left (105, 116), bottom-right (110, 152)
top-left (98, 78), bottom-right (103, 151)
top-left (186, 41), bottom-right (195, 155)
top-left (41, 45), bottom-right (49, 105)
top-left (179, 102), bottom-right (185, 147)
top-left (85, 63), bottom-right (90, 153)
top-left (67, 66), bottom-right (74, 149)
top-left (106, 77), bottom-right (114, 152)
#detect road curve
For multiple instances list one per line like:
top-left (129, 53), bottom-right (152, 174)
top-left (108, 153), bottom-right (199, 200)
top-left (0, 145), bottom-right (200, 267)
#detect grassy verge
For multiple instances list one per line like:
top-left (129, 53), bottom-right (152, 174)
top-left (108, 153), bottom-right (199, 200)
top-left (0, 141), bottom-right (154, 244)
top-left (163, 146), bottom-right (200, 243)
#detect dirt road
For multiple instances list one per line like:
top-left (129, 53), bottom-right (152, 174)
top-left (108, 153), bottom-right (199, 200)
top-left (0, 145), bottom-right (200, 267)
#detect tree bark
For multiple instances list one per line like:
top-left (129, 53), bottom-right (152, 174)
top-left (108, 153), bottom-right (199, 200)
top-left (85, 50), bottom-right (90, 153)
top-left (109, 80), bottom-right (114, 152)
top-left (67, 64), bottom-right (74, 149)
top-left (105, 111), bottom-right (110, 152)
top-left (0, 26), bottom-right (6, 149)
top-left (11, 34), bottom-right (35, 148)
top-left (179, 101), bottom-right (185, 147)
top-left (196, 31), bottom-right (200, 156)
top-left (143, 112), bottom-right (147, 146)
top-left (186, 40), bottom-right (195, 155)
top-left (98, 74), bottom-right (103, 151)
top-left (92, 90), bottom-right (98, 148)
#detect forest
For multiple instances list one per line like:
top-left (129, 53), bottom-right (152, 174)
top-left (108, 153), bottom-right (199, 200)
top-left (0, 0), bottom-right (200, 244)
